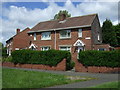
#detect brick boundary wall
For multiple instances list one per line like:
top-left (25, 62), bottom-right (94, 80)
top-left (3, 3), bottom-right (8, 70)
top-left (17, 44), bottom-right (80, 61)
top-left (75, 60), bottom-right (120, 73)
top-left (2, 59), bottom-right (66, 71)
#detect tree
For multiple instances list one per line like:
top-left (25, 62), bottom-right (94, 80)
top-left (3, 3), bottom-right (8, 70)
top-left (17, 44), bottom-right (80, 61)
top-left (102, 19), bottom-right (118, 46)
top-left (0, 42), bottom-right (3, 49)
top-left (54, 10), bottom-right (71, 20)
top-left (113, 23), bottom-right (120, 46)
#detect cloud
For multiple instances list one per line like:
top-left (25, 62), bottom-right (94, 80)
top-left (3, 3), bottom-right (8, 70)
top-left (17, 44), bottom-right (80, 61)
top-left (1, 1), bottom-right (118, 45)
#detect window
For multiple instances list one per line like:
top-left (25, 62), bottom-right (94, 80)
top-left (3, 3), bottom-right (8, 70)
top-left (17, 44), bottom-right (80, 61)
top-left (98, 48), bottom-right (106, 51)
top-left (78, 29), bottom-right (82, 37)
top-left (98, 34), bottom-right (100, 41)
top-left (41, 32), bottom-right (51, 40)
top-left (60, 30), bottom-right (71, 38)
top-left (59, 46), bottom-right (71, 52)
top-left (41, 46), bottom-right (50, 51)
top-left (15, 48), bottom-right (19, 50)
top-left (34, 33), bottom-right (36, 40)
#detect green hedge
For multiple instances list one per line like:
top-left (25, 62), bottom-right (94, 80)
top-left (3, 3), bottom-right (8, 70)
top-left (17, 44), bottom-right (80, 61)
top-left (11, 49), bottom-right (71, 69)
top-left (2, 47), bottom-right (8, 58)
top-left (78, 50), bottom-right (120, 67)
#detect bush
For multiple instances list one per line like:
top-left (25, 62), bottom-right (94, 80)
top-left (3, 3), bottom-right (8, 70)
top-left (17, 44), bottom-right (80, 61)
top-left (68, 61), bottom-right (75, 70)
top-left (2, 56), bottom-right (12, 62)
top-left (11, 49), bottom-right (71, 69)
top-left (78, 50), bottom-right (120, 67)
top-left (2, 47), bottom-right (8, 58)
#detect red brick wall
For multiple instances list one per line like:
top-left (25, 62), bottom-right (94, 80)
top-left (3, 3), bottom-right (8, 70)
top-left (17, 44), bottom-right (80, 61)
top-left (29, 27), bottom-right (92, 62)
top-left (94, 44), bottom-right (110, 51)
top-left (75, 60), bottom-right (120, 73)
top-left (2, 59), bottom-right (66, 71)
top-left (115, 47), bottom-right (120, 50)
top-left (13, 28), bottom-right (31, 50)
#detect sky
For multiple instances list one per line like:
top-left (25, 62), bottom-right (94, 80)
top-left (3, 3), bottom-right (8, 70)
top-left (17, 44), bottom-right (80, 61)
top-left (0, 0), bottom-right (119, 45)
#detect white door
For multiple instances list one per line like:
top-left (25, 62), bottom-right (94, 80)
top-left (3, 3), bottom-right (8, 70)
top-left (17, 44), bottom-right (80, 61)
top-left (77, 46), bottom-right (84, 53)
top-left (77, 46), bottom-right (84, 59)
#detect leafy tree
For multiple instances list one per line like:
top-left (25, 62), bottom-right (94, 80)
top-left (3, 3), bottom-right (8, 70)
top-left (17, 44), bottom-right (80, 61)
top-left (54, 10), bottom-right (71, 20)
top-left (113, 23), bottom-right (120, 46)
top-left (102, 19), bottom-right (118, 46)
top-left (2, 47), bottom-right (8, 58)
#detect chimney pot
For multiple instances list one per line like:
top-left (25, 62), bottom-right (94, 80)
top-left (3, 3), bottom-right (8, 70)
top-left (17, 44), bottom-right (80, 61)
top-left (16, 28), bottom-right (20, 34)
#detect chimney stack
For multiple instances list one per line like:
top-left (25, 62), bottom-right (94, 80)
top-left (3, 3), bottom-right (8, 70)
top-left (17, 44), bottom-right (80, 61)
top-left (59, 13), bottom-right (66, 21)
top-left (16, 28), bottom-right (20, 34)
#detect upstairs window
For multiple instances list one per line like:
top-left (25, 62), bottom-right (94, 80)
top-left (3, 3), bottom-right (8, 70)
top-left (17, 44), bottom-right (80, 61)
top-left (34, 33), bottom-right (36, 40)
top-left (41, 46), bottom-right (50, 51)
top-left (41, 32), bottom-right (51, 40)
top-left (78, 29), bottom-right (82, 37)
top-left (60, 30), bottom-right (71, 39)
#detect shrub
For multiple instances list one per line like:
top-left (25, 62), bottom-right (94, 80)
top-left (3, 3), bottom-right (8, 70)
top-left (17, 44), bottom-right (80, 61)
top-left (78, 50), bottom-right (119, 67)
top-left (68, 60), bottom-right (75, 70)
top-left (11, 49), bottom-right (71, 69)
top-left (2, 47), bottom-right (8, 58)
top-left (2, 56), bottom-right (12, 62)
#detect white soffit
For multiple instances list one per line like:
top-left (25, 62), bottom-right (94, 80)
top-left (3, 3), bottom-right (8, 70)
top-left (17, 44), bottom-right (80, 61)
top-left (73, 39), bottom-right (85, 46)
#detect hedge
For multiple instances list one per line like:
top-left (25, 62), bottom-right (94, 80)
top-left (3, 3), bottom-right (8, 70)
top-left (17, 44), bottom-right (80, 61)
top-left (11, 49), bottom-right (71, 69)
top-left (78, 50), bottom-right (120, 67)
top-left (2, 47), bottom-right (8, 58)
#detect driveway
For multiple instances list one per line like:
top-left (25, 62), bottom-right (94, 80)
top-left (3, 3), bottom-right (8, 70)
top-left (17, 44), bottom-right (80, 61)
top-left (3, 67), bottom-right (119, 88)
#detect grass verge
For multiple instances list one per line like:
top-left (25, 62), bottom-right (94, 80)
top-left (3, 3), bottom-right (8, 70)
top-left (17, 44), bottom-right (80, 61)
top-left (90, 81), bottom-right (119, 88)
top-left (2, 68), bottom-right (94, 88)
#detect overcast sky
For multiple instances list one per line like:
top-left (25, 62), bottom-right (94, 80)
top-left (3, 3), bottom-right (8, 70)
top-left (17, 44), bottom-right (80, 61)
top-left (0, 0), bottom-right (119, 45)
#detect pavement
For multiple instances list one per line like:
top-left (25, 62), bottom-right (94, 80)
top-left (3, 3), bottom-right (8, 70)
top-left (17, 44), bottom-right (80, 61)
top-left (3, 66), bottom-right (119, 88)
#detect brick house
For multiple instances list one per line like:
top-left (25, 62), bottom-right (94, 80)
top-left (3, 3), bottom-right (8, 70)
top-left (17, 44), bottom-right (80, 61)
top-left (27, 13), bottom-right (111, 61)
top-left (6, 27), bottom-right (30, 56)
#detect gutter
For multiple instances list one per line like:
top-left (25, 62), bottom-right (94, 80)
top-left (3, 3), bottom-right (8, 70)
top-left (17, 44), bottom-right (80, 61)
top-left (28, 25), bottom-right (91, 33)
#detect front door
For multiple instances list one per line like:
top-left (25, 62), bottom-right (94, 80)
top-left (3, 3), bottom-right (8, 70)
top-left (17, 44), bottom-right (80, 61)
top-left (77, 46), bottom-right (84, 59)
top-left (78, 46), bottom-right (84, 53)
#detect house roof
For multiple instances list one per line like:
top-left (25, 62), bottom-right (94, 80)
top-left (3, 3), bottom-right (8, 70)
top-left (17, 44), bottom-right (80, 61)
top-left (6, 27), bottom-right (30, 43)
top-left (28, 13), bottom-right (97, 33)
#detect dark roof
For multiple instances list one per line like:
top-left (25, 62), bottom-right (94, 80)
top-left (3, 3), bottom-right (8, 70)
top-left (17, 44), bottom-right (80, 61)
top-left (29, 13), bottom-right (97, 33)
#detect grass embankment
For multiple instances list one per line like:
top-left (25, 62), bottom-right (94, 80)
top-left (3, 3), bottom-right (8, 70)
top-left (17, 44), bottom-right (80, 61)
top-left (2, 68), bottom-right (93, 88)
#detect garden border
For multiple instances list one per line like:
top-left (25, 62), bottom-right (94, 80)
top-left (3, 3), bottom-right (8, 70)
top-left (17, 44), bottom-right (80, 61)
top-left (2, 58), bottom-right (66, 71)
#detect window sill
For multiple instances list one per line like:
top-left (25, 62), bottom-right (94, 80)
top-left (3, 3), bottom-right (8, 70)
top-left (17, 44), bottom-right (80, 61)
top-left (41, 39), bottom-right (52, 41)
top-left (78, 37), bottom-right (83, 39)
top-left (59, 37), bottom-right (71, 40)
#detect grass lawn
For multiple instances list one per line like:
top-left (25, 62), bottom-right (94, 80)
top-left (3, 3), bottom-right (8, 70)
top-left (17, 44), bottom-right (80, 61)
top-left (2, 68), bottom-right (94, 88)
top-left (90, 81), bottom-right (119, 88)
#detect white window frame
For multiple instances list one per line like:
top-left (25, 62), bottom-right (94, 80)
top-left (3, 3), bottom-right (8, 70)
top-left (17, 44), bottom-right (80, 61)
top-left (78, 29), bottom-right (82, 37)
top-left (59, 30), bottom-right (71, 39)
top-left (59, 46), bottom-right (71, 52)
top-left (41, 32), bottom-right (51, 40)
top-left (41, 46), bottom-right (51, 51)
top-left (98, 48), bottom-right (106, 51)
top-left (15, 48), bottom-right (19, 50)
top-left (34, 33), bottom-right (36, 40)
